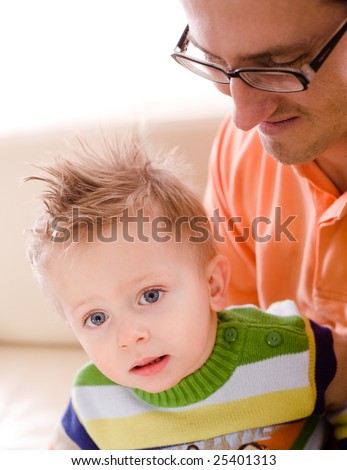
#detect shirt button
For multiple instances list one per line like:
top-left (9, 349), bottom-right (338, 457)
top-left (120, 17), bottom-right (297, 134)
top-left (224, 327), bottom-right (238, 345)
top-left (266, 331), bottom-right (282, 347)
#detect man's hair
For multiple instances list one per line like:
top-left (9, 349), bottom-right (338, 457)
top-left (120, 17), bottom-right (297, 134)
top-left (25, 135), bottom-right (217, 282)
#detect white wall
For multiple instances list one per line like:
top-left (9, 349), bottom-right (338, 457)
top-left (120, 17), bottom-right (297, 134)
top-left (0, 0), bottom-right (229, 137)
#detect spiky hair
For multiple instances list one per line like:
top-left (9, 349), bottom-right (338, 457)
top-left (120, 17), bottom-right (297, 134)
top-left (25, 135), bottom-right (217, 281)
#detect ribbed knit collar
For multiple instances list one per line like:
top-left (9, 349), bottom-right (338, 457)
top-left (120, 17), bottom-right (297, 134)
top-left (133, 313), bottom-right (240, 408)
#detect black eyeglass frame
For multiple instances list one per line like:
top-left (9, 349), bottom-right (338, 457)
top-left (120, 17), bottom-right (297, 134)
top-left (171, 19), bottom-right (347, 93)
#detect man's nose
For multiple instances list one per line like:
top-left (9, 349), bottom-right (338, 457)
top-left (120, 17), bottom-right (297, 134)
top-left (229, 78), bottom-right (281, 131)
top-left (116, 321), bottom-right (150, 349)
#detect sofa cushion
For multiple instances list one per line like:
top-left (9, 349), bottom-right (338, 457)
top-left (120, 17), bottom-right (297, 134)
top-left (0, 345), bottom-right (87, 449)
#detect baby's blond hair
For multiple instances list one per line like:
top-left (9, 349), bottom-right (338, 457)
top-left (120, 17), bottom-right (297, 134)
top-left (26, 135), bottom-right (217, 282)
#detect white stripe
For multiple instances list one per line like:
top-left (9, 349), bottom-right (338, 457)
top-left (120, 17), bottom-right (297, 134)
top-left (74, 351), bottom-right (310, 421)
top-left (225, 300), bottom-right (300, 318)
top-left (265, 300), bottom-right (301, 318)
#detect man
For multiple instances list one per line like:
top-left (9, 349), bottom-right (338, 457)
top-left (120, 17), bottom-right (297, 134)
top-left (172, 0), bottom-right (347, 335)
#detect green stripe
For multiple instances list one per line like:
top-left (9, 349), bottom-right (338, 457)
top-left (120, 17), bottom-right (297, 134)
top-left (221, 308), bottom-right (309, 365)
top-left (75, 362), bottom-right (115, 387)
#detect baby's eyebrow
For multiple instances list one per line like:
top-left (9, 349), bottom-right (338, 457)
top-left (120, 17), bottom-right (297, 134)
top-left (71, 297), bottom-right (99, 315)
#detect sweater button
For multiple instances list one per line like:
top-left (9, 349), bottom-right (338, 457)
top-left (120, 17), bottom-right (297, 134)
top-left (224, 327), bottom-right (238, 345)
top-left (266, 331), bottom-right (282, 347)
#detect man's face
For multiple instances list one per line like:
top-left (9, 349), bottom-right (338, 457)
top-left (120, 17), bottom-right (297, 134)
top-left (180, 0), bottom-right (347, 164)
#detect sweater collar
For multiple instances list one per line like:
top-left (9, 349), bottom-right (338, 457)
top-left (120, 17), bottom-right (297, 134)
top-left (133, 312), bottom-right (240, 408)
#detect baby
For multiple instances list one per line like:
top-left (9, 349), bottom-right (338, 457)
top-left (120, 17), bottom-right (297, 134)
top-left (26, 136), bottom-right (347, 450)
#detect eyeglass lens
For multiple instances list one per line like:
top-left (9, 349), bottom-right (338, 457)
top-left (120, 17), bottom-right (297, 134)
top-left (240, 71), bottom-right (304, 92)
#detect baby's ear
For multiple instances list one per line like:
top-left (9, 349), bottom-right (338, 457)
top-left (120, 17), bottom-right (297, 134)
top-left (207, 255), bottom-right (229, 312)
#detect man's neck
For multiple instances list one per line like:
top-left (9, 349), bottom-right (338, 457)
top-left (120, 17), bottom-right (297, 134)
top-left (315, 141), bottom-right (347, 194)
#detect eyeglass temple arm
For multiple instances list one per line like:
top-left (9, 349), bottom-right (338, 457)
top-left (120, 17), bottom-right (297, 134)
top-left (309, 20), bottom-right (347, 72)
top-left (176, 25), bottom-right (190, 52)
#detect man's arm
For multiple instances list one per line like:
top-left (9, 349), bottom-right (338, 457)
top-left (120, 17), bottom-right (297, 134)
top-left (326, 332), bottom-right (347, 408)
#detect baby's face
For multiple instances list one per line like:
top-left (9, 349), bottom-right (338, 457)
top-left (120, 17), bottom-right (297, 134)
top-left (44, 226), bottom-right (220, 393)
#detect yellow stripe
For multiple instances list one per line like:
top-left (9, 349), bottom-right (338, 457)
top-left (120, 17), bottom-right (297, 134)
top-left (335, 428), bottom-right (347, 440)
top-left (330, 413), bottom-right (347, 440)
top-left (85, 387), bottom-right (315, 449)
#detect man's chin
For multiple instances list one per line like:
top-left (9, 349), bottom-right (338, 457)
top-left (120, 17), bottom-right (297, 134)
top-left (258, 135), bottom-right (301, 165)
top-left (258, 130), bottom-right (323, 166)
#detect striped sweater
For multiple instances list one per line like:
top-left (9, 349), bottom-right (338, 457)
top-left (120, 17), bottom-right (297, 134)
top-left (52, 301), bottom-right (339, 450)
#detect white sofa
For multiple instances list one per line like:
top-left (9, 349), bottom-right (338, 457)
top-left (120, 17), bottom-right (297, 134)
top-left (0, 98), bottom-right (230, 449)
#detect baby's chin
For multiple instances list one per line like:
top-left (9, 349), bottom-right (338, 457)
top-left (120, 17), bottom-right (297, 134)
top-left (130, 364), bottom-right (204, 394)
top-left (99, 363), bottom-right (189, 394)
top-left (131, 373), bottom-right (188, 394)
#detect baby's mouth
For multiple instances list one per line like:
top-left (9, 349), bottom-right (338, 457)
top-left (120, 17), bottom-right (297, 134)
top-left (130, 355), bottom-right (169, 376)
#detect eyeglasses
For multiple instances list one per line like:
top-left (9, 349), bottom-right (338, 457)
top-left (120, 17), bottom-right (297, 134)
top-left (171, 19), bottom-right (347, 93)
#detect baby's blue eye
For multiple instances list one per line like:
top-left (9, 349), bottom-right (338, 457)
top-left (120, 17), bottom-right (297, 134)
top-left (86, 311), bottom-right (108, 327)
top-left (139, 289), bottom-right (163, 305)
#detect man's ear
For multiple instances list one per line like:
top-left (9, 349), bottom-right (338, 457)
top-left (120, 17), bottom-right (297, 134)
top-left (207, 255), bottom-right (230, 312)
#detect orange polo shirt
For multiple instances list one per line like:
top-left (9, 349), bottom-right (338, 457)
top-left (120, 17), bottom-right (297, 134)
top-left (205, 117), bottom-right (347, 335)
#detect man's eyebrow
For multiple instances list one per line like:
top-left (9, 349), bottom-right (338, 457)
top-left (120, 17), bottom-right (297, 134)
top-left (189, 32), bottom-right (314, 65)
top-left (239, 43), bottom-right (311, 62)
top-left (189, 34), bottom-right (229, 66)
